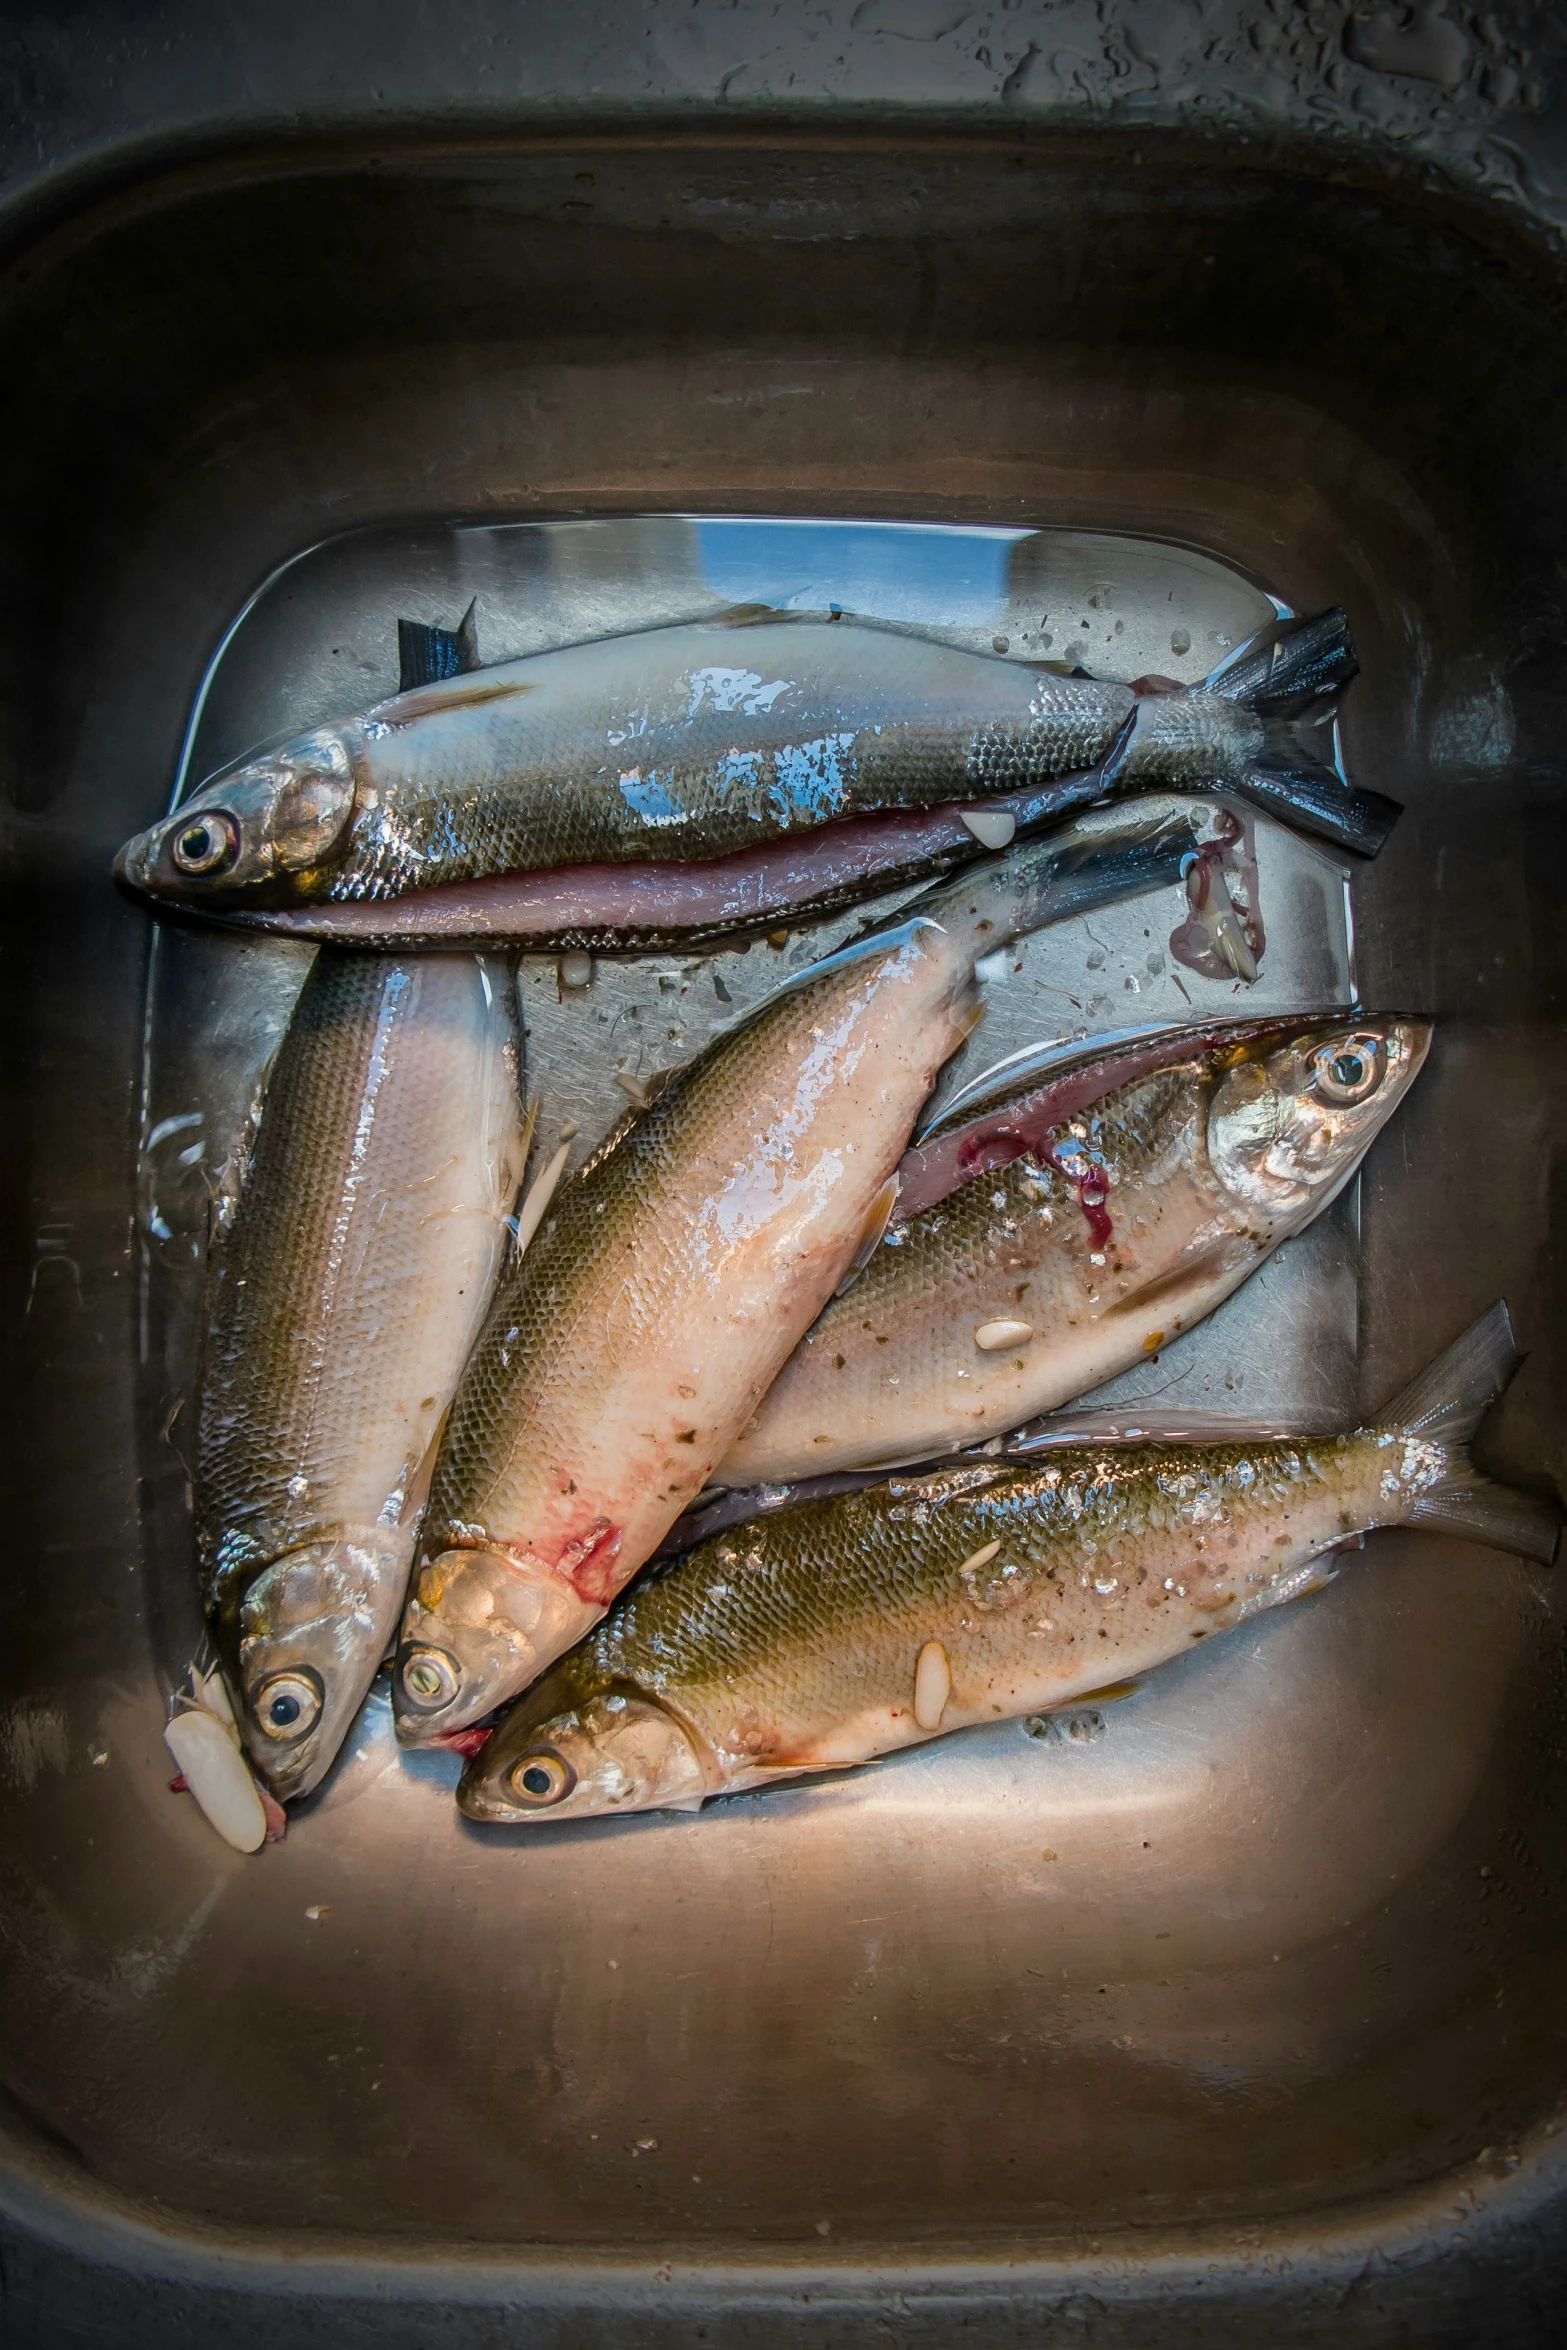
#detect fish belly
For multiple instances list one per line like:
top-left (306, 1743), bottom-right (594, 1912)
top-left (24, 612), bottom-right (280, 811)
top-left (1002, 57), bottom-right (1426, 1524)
top-left (720, 1126), bottom-right (1261, 1482)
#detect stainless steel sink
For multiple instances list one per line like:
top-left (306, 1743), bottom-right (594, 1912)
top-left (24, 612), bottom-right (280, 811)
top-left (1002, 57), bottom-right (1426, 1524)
top-left (6, 77), bottom-right (1567, 2348)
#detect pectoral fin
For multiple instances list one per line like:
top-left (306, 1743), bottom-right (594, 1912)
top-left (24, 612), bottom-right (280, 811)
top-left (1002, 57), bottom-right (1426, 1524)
top-left (389, 673), bottom-right (535, 722)
top-left (398, 1410), bottom-right (452, 1529)
top-left (1107, 1237), bottom-right (1245, 1317)
top-left (835, 1174), bottom-right (901, 1298)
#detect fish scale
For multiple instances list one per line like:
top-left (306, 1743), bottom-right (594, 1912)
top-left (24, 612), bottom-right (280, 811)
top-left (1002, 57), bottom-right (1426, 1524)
top-left (200, 959), bottom-right (501, 1594)
top-left (396, 802), bottom-right (1211, 1744)
top-left (418, 928), bottom-right (972, 1571)
top-left (460, 1304), bottom-right (1560, 1823)
top-left (569, 1441), bottom-right (1370, 1761)
top-left (196, 950), bottom-right (526, 1799)
top-left (334, 636), bottom-right (1136, 900)
top-left (720, 1018), bottom-right (1428, 1483)
top-left (716, 1120), bottom-right (1169, 1481)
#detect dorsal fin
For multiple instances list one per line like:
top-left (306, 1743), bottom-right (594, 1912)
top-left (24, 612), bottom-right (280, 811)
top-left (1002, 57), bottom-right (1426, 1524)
top-left (397, 598), bottom-right (480, 692)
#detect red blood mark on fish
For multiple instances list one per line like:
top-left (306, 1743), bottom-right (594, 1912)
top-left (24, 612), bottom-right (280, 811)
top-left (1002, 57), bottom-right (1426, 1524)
top-left (1062, 1159), bottom-right (1113, 1249)
top-left (896, 1056), bottom-right (1196, 1220)
top-left (167, 1773), bottom-right (189, 1794)
top-left (436, 1726), bottom-right (494, 1758)
top-left (893, 1013), bottom-right (1308, 1222)
top-left (557, 1519), bottom-right (625, 1605)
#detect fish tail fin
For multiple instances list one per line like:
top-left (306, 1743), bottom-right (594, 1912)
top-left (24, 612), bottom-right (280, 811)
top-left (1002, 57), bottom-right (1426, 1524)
top-left (986, 796), bottom-right (1201, 943)
top-left (1230, 729), bottom-right (1403, 858)
top-left (1382, 1299), bottom-right (1523, 1445)
top-left (1409, 1477), bottom-right (1561, 1565)
top-left (1198, 606), bottom-right (1400, 857)
top-left (1204, 607), bottom-right (1358, 713)
top-left (1379, 1301), bottom-right (1561, 1565)
top-left (905, 796), bottom-right (1202, 959)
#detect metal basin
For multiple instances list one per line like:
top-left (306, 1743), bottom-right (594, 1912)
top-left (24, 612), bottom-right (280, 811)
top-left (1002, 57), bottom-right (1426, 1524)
top-left (5, 122), bottom-right (1567, 2346)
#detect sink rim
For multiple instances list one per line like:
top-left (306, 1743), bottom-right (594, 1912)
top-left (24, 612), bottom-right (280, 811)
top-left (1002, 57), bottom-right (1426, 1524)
top-left (2, 2080), bottom-right (1563, 2319)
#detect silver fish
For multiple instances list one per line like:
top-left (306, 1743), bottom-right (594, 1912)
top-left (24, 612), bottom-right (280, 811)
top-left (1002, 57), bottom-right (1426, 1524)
top-left (392, 797), bottom-right (1208, 1745)
top-left (719, 1014), bottom-right (1429, 1483)
top-left (198, 951), bottom-right (527, 1799)
top-left (459, 1304), bottom-right (1558, 1825)
top-left (114, 608), bottom-right (1394, 951)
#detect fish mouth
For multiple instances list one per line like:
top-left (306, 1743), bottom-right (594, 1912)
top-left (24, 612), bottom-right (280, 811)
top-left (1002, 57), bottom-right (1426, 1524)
top-left (112, 829), bottom-right (163, 904)
top-left (1395, 1016), bottom-right (1434, 1072)
top-left (242, 1674), bottom-right (367, 1803)
top-left (110, 823), bottom-right (275, 919)
top-left (112, 792), bottom-right (251, 911)
top-left (1206, 1012), bottom-right (1432, 1226)
top-left (453, 1763), bottom-right (533, 1823)
top-left (113, 834), bottom-right (228, 912)
top-left (243, 1667), bottom-right (339, 1805)
top-left (392, 1547), bottom-right (595, 1744)
top-left (457, 1688), bottom-right (710, 1825)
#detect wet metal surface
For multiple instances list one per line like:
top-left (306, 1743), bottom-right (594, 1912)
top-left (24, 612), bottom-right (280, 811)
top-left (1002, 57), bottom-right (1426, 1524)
top-left (5, 112), bottom-right (1567, 2349)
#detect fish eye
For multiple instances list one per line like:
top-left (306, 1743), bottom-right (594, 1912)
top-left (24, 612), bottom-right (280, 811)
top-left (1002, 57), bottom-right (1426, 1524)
top-left (507, 1749), bottom-right (576, 1807)
top-left (1310, 1034), bottom-right (1382, 1106)
top-left (170, 811), bottom-right (239, 875)
top-left (255, 1668), bottom-right (323, 1741)
top-left (399, 1646), bottom-right (461, 1710)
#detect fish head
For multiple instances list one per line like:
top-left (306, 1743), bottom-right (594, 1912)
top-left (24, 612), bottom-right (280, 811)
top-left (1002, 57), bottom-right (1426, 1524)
top-left (113, 727), bottom-right (357, 910)
top-left (392, 1547), bottom-right (589, 1745)
top-left (236, 1530), bottom-right (411, 1802)
top-left (1207, 1015), bottom-right (1430, 1229)
top-left (457, 1677), bottom-right (708, 1825)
